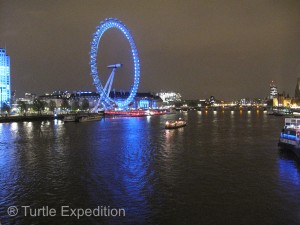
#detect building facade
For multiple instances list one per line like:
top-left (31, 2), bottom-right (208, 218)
top-left (38, 91), bottom-right (163, 111)
top-left (156, 91), bottom-right (182, 103)
top-left (108, 91), bottom-right (163, 109)
top-left (0, 48), bottom-right (10, 107)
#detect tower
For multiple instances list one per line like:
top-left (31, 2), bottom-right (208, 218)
top-left (0, 48), bottom-right (10, 108)
top-left (295, 78), bottom-right (300, 99)
top-left (270, 80), bottom-right (278, 99)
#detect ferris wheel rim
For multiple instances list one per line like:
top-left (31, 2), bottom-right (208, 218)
top-left (90, 18), bottom-right (140, 109)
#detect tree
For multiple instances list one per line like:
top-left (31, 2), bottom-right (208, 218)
top-left (32, 99), bottom-right (45, 114)
top-left (43, 101), bottom-right (49, 108)
top-left (17, 101), bottom-right (28, 114)
top-left (71, 100), bottom-right (80, 111)
top-left (81, 99), bottom-right (90, 111)
top-left (49, 100), bottom-right (56, 112)
top-left (1, 103), bottom-right (11, 114)
top-left (174, 101), bottom-right (183, 108)
top-left (61, 99), bottom-right (70, 111)
top-left (187, 100), bottom-right (198, 107)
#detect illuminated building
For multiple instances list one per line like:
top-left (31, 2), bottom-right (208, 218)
top-left (110, 92), bottom-right (162, 109)
top-left (24, 93), bottom-right (36, 103)
top-left (0, 48), bottom-right (10, 108)
top-left (209, 96), bottom-right (216, 105)
top-left (38, 91), bottom-right (162, 110)
top-left (270, 80), bottom-right (278, 99)
top-left (134, 93), bottom-right (163, 109)
top-left (272, 92), bottom-right (292, 107)
top-left (11, 90), bottom-right (16, 104)
top-left (156, 91), bottom-right (182, 103)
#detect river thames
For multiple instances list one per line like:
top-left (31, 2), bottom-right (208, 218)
top-left (0, 110), bottom-right (300, 224)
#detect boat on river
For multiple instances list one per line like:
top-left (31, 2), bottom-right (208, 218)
top-left (78, 114), bottom-right (102, 122)
top-left (268, 107), bottom-right (293, 116)
top-left (165, 118), bottom-right (187, 129)
top-left (63, 115), bottom-right (77, 122)
top-left (63, 113), bottom-right (102, 122)
top-left (278, 118), bottom-right (300, 157)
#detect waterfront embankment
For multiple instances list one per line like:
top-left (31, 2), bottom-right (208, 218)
top-left (0, 114), bottom-right (64, 123)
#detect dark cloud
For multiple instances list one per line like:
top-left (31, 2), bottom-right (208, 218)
top-left (1, 0), bottom-right (300, 99)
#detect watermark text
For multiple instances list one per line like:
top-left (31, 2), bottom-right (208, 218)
top-left (6, 205), bottom-right (125, 219)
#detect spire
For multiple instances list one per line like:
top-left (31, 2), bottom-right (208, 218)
top-left (270, 81), bottom-right (278, 99)
top-left (295, 78), bottom-right (300, 99)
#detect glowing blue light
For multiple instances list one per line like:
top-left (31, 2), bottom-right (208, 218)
top-left (0, 48), bottom-right (11, 108)
top-left (90, 18), bottom-right (140, 109)
top-left (278, 159), bottom-right (300, 185)
top-left (280, 133), bottom-right (297, 141)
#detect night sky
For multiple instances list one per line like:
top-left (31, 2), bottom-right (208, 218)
top-left (1, 0), bottom-right (300, 100)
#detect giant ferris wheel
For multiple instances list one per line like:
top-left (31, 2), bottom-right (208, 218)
top-left (90, 18), bottom-right (140, 110)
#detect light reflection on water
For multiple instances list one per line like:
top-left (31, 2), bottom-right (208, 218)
top-left (278, 157), bottom-right (300, 185)
top-left (277, 151), bottom-right (300, 224)
top-left (0, 112), bottom-right (300, 224)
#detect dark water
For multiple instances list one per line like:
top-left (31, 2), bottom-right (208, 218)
top-left (1, 111), bottom-right (300, 224)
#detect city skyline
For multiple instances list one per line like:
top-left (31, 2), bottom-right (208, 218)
top-left (1, 1), bottom-right (300, 99)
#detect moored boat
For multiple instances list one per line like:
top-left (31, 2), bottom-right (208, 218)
top-left (63, 115), bottom-right (77, 122)
top-left (278, 118), bottom-right (300, 157)
top-left (271, 107), bottom-right (293, 116)
top-left (78, 113), bottom-right (102, 122)
top-left (165, 118), bottom-right (187, 129)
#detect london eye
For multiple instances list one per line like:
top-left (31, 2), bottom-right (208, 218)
top-left (90, 18), bottom-right (140, 110)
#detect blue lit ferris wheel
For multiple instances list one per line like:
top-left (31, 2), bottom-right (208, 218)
top-left (90, 18), bottom-right (140, 110)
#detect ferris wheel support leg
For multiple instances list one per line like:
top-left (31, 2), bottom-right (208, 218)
top-left (91, 98), bottom-right (101, 113)
top-left (106, 71), bottom-right (115, 99)
top-left (91, 69), bottom-right (116, 113)
top-left (103, 68), bottom-right (116, 94)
